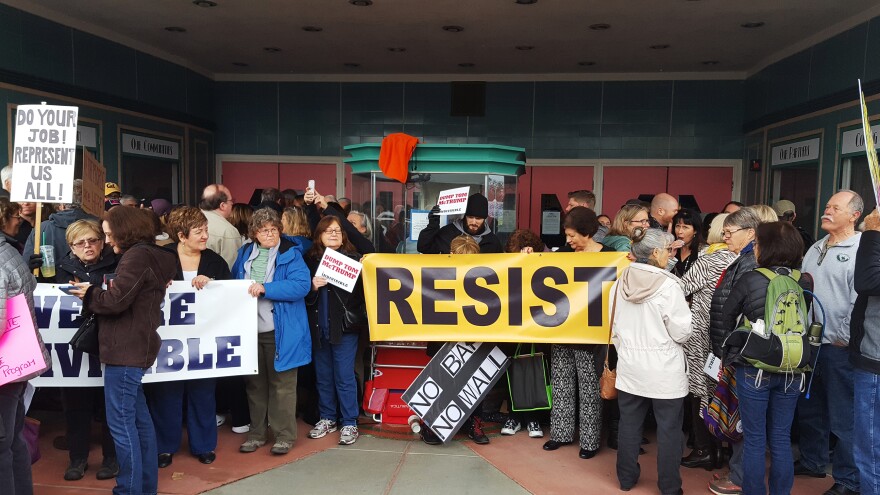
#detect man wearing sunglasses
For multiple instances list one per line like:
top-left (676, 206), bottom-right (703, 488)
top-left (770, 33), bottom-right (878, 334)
top-left (796, 190), bottom-right (863, 495)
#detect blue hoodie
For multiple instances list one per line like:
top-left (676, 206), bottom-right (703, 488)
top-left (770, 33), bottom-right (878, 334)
top-left (232, 235), bottom-right (312, 372)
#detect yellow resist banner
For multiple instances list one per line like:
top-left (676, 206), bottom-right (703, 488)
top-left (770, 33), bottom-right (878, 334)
top-left (363, 252), bottom-right (630, 344)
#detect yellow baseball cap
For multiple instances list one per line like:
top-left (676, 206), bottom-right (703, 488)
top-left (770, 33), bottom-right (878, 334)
top-left (105, 182), bottom-right (121, 195)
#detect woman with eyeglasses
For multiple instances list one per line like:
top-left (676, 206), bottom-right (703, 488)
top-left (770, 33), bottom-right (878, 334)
top-left (55, 219), bottom-right (119, 481)
top-left (0, 198), bottom-right (24, 253)
top-left (611, 228), bottom-right (693, 495)
top-left (705, 206), bottom-right (763, 495)
top-left (304, 216), bottom-right (367, 446)
top-left (603, 204), bottom-right (650, 252)
top-left (232, 208), bottom-right (312, 456)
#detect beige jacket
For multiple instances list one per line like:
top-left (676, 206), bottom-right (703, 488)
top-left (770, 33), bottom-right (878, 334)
top-left (610, 263), bottom-right (692, 399)
top-left (203, 208), bottom-right (243, 268)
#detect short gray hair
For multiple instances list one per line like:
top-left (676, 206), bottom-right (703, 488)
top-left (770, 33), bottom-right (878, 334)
top-left (0, 165), bottom-right (11, 185)
top-left (248, 207), bottom-right (282, 241)
top-left (839, 189), bottom-right (864, 215)
top-left (724, 207), bottom-right (761, 230)
top-left (630, 227), bottom-right (673, 263)
top-left (349, 210), bottom-right (372, 238)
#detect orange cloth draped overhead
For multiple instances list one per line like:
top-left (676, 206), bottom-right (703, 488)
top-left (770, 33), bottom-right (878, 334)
top-left (378, 133), bottom-right (418, 183)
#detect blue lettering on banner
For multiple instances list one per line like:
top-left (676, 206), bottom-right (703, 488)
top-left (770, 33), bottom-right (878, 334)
top-left (216, 336), bottom-right (242, 368)
top-left (187, 337), bottom-right (213, 370)
top-left (154, 339), bottom-right (186, 373)
top-left (169, 293), bottom-right (195, 325)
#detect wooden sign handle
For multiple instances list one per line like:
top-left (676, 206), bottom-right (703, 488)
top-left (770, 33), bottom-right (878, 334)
top-left (32, 203), bottom-right (42, 276)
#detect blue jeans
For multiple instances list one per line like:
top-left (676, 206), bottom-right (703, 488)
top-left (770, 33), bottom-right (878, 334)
top-left (104, 366), bottom-right (157, 495)
top-left (797, 345), bottom-right (859, 491)
top-left (736, 365), bottom-right (800, 495)
top-left (314, 333), bottom-right (359, 426)
top-left (855, 369), bottom-right (880, 495)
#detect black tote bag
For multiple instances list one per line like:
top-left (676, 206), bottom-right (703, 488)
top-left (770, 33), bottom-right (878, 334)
top-left (506, 344), bottom-right (552, 412)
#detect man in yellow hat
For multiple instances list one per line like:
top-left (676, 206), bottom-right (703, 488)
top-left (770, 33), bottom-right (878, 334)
top-left (105, 182), bottom-right (122, 209)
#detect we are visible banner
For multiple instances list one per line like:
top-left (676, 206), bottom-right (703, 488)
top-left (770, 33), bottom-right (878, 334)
top-left (10, 104), bottom-right (79, 203)
top-left (31, 280), bottom-right (258, 387)
top-left (362, 252), bottom-right (629, 343)
top-left (403, 342), bottom-right (509, 442)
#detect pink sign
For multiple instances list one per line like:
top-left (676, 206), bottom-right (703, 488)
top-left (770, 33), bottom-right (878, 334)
top-left (1, 294), bottom-right (47, 386)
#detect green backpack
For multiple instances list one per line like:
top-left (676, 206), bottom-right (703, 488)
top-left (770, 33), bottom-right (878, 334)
top-left (731, 268), bottom-right (812, 374)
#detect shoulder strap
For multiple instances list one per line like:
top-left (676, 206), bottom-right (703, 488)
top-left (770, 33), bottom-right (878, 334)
top-left (756, 267), bottom-right (775, 280)
top-left (605, 287), bottom-right (619, 367)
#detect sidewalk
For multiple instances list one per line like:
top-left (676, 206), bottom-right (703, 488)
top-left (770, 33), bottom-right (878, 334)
top-left (31, 413), bottom-right (831, 494)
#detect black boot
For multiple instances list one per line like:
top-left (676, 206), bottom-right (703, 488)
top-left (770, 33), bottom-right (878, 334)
top-left (607, 420), bottom-right (619, 450)
top-left (64, 458), bottom-right (88, 481)
top-left (466, 416), bottom-right (489, 445)
top-left (681, 449), bottom-right (716, 470)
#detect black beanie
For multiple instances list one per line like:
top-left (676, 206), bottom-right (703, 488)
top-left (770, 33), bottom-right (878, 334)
top-left (464, 193), bottom-right (489, 218)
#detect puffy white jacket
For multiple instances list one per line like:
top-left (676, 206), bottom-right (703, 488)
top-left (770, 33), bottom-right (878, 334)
top-left (610, 263), bottom-right (692, 399)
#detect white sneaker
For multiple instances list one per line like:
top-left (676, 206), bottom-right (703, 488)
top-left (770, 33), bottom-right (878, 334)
top-left (216, 414), bottom-right (226, 427)
top-left (338, 425), bottom-right (359, 445)
top-left (500, 418), bottom-right (521, 435)
top-left (527, 421), bottom-right (544, 438)
top-left (231, 424), bottom-right (250, 434)
top-left (308, 419), bottom-right (338, 439)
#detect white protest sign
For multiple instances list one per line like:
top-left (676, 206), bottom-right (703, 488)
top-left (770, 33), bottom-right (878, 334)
top-left (703, 353), bottom-right (722, 381)
top-left (30, 280), bottom-right (258, 387)
top-left (437, 186), bottom-right (470, 215)
top-left (315, 248), bottom-right (363, 292)
top-left (10, 104), bottom-right (79, 203)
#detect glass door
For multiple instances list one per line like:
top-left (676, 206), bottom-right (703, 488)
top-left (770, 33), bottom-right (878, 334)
top-left (771, 164), bottom-right (818, 236)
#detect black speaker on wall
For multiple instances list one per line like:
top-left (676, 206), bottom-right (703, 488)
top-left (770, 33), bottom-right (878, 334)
top-left (450, 81), bottom-right (486, 117)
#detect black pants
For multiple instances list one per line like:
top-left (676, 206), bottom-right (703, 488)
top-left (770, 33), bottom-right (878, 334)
top-left (215, 376), bottom-right (251, 427)
top-left (61, 387), bottom-right (115, 461)
top-left (617, 390), bottom-right (684, 495)
top-left (688, 394), bottom-right (714, 452)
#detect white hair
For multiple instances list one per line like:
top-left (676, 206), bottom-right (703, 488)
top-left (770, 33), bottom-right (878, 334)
top-left (1, 165), bottom-right (11, 185)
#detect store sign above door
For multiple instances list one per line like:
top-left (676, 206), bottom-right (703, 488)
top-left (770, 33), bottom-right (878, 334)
top-left (122, 133), bottom-right (179, 160)
top-left (841, 125), bottom-right (880, 155)
top-left (771, 137), bottom-right (821, 166)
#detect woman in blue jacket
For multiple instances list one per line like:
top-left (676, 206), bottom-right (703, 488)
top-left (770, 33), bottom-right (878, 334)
top-left (231, 208), bottom-right (312, 456)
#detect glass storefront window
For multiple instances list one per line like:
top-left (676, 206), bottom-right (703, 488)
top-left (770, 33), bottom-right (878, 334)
top-left (771, 164), bottom-right (818, 236)
top-left (840, 156), bottom-right (878, 215)
top-left (348, 172), bottom-right (518, 254)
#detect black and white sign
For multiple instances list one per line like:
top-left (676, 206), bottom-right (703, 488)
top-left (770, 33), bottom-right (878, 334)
top-left (842, 125), bottom-right (880, 155)
top-left (771, 137), bottom-right (821, 166)
top-left (402, 342), bottom-right (509, 442)
top-left (122, 133), bottom-right (180, 160)
top-left (10, 104), bottom-right (79, 203)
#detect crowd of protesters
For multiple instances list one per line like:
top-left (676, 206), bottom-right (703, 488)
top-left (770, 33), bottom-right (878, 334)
top-left (1, 164), bottom-right (879, 495)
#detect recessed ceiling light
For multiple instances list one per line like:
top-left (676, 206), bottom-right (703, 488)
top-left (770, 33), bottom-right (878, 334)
top-left (589, 23), bottom-right (611, 31)
top-left (264, 47), bottom-right (282, 53)
top-left (578, 61), bottom-right (596, 66)
top-left (387, 47), bottom-right (407, 52)
top-left (232, 62), bottom-right (248, 67)
top-left (741, 21), bottom-right (765, 28)
top-left (164, 26), bottom-right (187, 33)
top-left (302, 26), bottom-right (323, 32)
top-left (701, 60), bottom-right (719, 65)
top-left (442, 25), bottom-right (464, 33)
top-left (343, 62), bottom-right (361, 68)
top-left (515, 0), bottom-right (537, 4)
top-left (650, 44), bottom-right (670, 50)
top-left (349, 0), bottom-right (372, 5)
top-left (515, 45), bottom-right (535, 51)
top-left (192, 0), bottom-right (217, 7)
top-left (458, 62), bottom-right (475, 68)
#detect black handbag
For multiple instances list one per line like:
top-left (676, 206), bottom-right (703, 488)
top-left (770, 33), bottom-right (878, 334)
top-left (69, 312), bottom-right (100, 357)
top-left (333, 288), bottom-right (368, 332)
